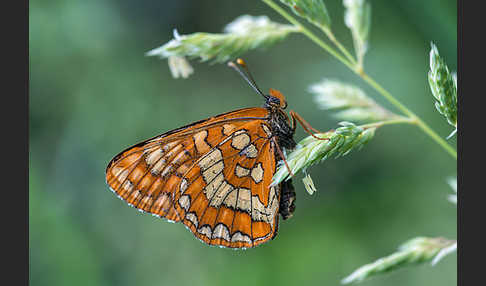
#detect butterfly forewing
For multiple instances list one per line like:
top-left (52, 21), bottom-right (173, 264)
top-left (106, 107), bottom-right (281, 248)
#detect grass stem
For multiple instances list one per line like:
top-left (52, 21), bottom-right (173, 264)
top-left (262, 0), bottom-right (355, 70)
top-left (324, 29), bottom-right (357, 65)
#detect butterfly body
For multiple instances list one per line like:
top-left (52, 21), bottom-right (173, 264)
top-left (265, 92), bottom-right (296, 151)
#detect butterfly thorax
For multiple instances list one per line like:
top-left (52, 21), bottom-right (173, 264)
top-left (267, 108), bottom-right (296, 150)
top-left (264, 88), bottom-right (296, 151)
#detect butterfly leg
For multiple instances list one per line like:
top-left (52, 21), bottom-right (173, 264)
top-left (271, 137), bottom-right (295, 177)
top-left (279, 179), bottom-right (296, 220)
top-left (289, 110), bottom-right (330, 141)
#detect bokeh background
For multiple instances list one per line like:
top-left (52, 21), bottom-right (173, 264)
top-left (29, 0), bottom-right (457, 285)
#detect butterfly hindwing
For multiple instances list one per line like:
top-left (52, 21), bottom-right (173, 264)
top-left (175, 120), bottom-right (280, 248)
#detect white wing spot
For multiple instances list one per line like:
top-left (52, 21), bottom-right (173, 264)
top-left (236, 188), bottom-right (251, 212)
top-left (178, 195), bottom-right (191, 211)
top-left (150, 158), bottom-right (167, 176)
top-left (145, 148), bottom-right (164, 166)
top-left (231, 133), bottom-right (251, 150)
top-left (115, 168), bottom-right (130, 182)
top-left (250, 163), bottom-right (264, 184)
top-left (180, 179), bottom-right (188, 194)
top-left (153, 193), bottom-right (170, 212)
top-left (203, 173), bottom-right (225, 199)
top-left (235, 164), bottom-right (250, 177)
top-left (223, 189), bottom-right (238, 209)
top-left (198, 225), bottom-right (212, 239)
top-left (241, 144), bottom-right (258, 158)
top-left (198, 148), bottom-right (223, 171)
top-left (194, 130), bottom-right (211, 154)
top-left (212, 224), bottom-right (231, 241)
top-left (202, 161), bottom-right (224, 183)
top-left (223, 124), bottom-right (236, 136)
top-left (231, 232), bottom-right (252, 243)
top-left (250, 186), bottom-right (279, 228)
top-left (210, 181), bottom-right (234, 207)
top-left (185, 212), bottom-right (198, 227)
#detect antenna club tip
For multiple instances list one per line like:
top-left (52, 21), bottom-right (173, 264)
top-left (236, 58), bottom-right (246, 67)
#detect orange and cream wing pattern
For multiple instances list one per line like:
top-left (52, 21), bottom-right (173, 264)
top-left (175, 121), bottom-right (280, 248)
top-left (106, 107), bottom-right (280, 248)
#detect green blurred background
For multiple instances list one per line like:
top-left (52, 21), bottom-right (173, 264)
top-left (29, 0), bottom-right (457, 285)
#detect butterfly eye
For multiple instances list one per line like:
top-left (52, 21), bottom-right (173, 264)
top-left (268, 96), bottom-right (281, 106)
top-left (268, 88), bottom-right (287, 109)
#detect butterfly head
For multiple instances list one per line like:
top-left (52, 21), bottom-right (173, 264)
top-left (267, 88), bottom-right (288, 110)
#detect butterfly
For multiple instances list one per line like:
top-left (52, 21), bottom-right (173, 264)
top-left (105, 59), bottom-right (323, 249)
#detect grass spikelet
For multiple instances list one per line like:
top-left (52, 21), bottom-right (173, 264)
top-left (272, 122), bottom-right (376, 186)
top-left (311, 79), bottom-right (400, 122)
top-left (428, 43), bottom-right (457, 137)
top-left (341, 237), bottom-right (456, 284)
top-left (279, 0), bottom-right (331, 31)
top-left (343, 0), bottom-right (371, 68)
top-left (146, 15), bottom-right (299, 77)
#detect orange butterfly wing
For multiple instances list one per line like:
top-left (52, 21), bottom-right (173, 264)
top-left (105, 107), bottom-right (281, 248)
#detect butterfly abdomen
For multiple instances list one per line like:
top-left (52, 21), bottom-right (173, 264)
top-left (279, 179), bottom-right (296, 220)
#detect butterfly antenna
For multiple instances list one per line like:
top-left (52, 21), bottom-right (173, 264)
top-left (228, 58), bottom-right (268, 99)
